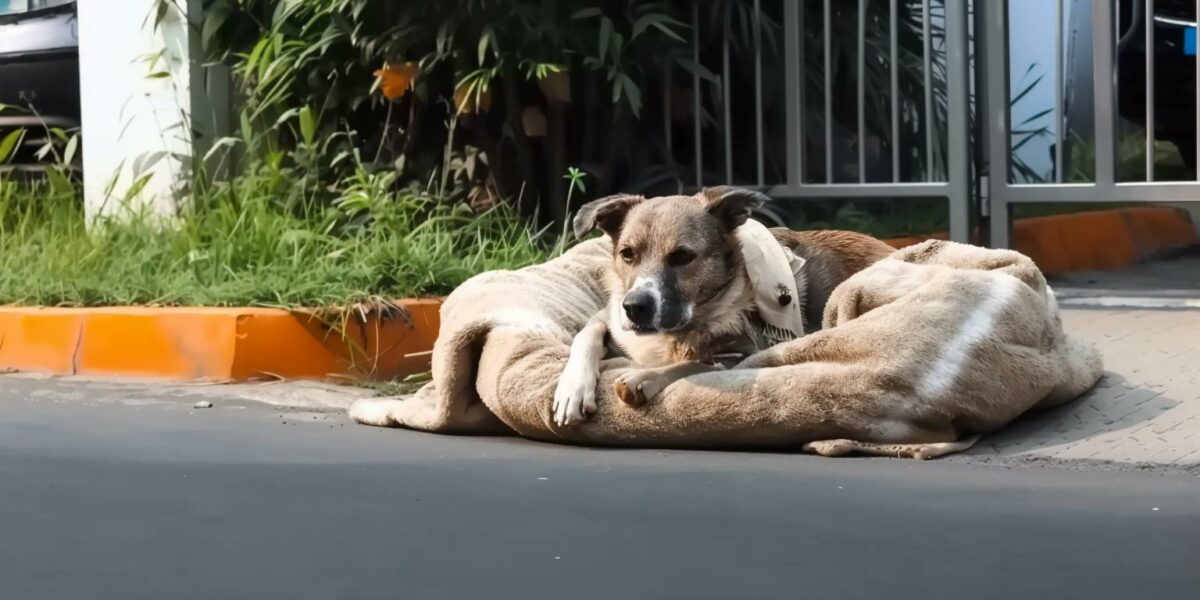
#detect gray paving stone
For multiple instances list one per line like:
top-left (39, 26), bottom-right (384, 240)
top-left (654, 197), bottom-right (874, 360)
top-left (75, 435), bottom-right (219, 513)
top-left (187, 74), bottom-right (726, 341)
top-left (975, 301), bottom-right (1200, 465)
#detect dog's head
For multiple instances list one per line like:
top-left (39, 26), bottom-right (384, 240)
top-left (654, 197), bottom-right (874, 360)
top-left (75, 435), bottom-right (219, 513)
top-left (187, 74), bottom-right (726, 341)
top-left (573, 186), bottom-right (768, 333)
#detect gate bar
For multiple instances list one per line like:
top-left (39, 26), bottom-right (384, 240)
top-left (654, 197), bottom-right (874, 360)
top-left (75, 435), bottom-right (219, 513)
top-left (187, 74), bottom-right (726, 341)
top-left (784, 0), bottom-right (803, 186)
top-left (986, 0), bottom-right (1014, 248)
top-left (1146, 0), bottom-right (1156, 181)
top-left (946, 0), bottom-right (972, 242)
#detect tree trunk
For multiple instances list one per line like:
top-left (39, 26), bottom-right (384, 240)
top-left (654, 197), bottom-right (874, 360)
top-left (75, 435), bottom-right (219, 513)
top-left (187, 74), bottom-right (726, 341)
top-left (500, 66), bottom-right (540, 220)
top-left (545, 101), bottom-right (568, 225)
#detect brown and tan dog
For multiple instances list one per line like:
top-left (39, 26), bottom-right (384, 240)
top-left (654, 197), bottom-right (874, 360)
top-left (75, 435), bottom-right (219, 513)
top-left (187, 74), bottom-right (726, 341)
top-left (552, 187), bottom-right (894, 426)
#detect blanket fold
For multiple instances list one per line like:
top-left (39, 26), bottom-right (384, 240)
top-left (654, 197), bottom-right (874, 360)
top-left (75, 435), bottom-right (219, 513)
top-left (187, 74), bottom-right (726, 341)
top-left (350, 238), bottom-right (1103, 450)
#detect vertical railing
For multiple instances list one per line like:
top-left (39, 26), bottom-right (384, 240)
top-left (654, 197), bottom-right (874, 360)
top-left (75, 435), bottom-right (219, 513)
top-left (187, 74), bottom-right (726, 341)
top-left (923, 0), bottom-right (935, 179)
top-left (945, 0), bottom-right (972, 242)
top-left (784, 0), bottom-right (804, 187)
top-left (676, 0), bottom-right (1200, 250)
top-left (722, 5), bottom-right (733, 184)
top-left (691, 1), bottom-right (702, 189)
top-left (985, 0), bottom-right (1200, 249)
top-left (985, 0), bottom-right (1012, 248)
top-left (753, 0), bottom-right (765, 186)
top-left (1145, 0), bottom-right (1156, 181)
top-left (858, 0), bottom-right (867, 184)
top-left (890, 0), bottom-right (901, 182)
top-left (1093, 0), bottom-right (1118, 189)
top-left (679, 0), bottom-right (973, 243)
top-left (1055, 0), bottom-right (1065, 183)
top-left (822, 0), bottom-right (834, 183)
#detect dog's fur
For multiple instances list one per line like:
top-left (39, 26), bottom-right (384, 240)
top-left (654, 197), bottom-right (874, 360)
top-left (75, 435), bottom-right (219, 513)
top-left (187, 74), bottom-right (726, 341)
top-left (552, 187), bottom-right (894, 426)
top-left (351, 234), bottom-right (1102, 461)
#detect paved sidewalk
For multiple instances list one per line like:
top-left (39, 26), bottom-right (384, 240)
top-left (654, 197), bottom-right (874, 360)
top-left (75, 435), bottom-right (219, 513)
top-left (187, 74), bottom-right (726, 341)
top-left (1051, 250), bottom-right (1200, 308)
top-left (971, 253), bottom-right (1200, 467)
top-left (974, 306), bottom-right (1200, 466)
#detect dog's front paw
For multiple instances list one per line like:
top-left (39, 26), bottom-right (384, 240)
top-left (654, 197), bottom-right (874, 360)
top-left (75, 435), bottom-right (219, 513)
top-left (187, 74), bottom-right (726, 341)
top-left (553, 362), bottom-right (599, 426)
top-left (613, 369), bottom-right (669, 407)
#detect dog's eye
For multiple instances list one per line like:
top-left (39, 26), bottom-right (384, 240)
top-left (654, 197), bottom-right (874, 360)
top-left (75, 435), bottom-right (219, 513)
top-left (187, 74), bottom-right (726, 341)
top-left (666, 248), bottom-right (696, 266)
top-left (619, 247), bottom-right (636, 263)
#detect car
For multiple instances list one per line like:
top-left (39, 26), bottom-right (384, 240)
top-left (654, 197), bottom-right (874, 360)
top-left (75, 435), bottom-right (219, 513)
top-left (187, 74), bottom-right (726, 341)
top-left (1115, 0), bottom-right (1198, 172)
top-left (0, 0), bottom-right (79, 171)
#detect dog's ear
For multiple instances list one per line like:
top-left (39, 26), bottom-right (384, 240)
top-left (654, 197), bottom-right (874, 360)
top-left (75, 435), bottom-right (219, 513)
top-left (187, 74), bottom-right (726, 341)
top-left (699, 187), bottom-right (770, 231)
top-left (572, 194), bottom-right (644, 239)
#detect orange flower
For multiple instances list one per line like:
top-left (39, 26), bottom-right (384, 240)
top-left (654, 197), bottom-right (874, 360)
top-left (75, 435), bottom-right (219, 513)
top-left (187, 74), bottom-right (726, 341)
top-left (374, 62), bottom-right (417, 100)
top-left (536, 70), bottom-right (571, 104)
top-left (453, 83), bottom-right (493, 115)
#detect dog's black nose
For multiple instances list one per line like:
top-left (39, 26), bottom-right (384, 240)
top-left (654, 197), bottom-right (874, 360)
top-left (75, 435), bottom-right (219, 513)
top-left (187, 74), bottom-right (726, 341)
top-left (622, 293), bottom-right (655, 328)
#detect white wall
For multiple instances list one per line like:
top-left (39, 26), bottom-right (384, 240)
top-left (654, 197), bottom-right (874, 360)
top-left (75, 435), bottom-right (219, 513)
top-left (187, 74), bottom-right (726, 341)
top-left (76, 0), bottom-right (227, 221)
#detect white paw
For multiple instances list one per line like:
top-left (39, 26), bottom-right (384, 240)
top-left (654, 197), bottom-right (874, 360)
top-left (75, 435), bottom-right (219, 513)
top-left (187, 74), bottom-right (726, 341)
top-left (553, 361), bottom-right (598, 427)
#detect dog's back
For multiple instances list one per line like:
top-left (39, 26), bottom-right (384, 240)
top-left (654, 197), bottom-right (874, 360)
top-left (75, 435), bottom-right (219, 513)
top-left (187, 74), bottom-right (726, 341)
top-left (608, 227), bottom-right (894, 366)
top-left (772, 229), bottom-right (895, 329)
top-left (558, 188), bottom-right (897, 421)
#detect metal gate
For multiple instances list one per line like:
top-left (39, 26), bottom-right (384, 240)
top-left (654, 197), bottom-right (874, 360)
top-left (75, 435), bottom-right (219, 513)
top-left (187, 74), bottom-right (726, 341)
top-left (674, 0), bottom-right (1199, 248)
top-left (984, 0), bottom-right (1200, 248)
top-left (672, 0), bottom-right (974, 242)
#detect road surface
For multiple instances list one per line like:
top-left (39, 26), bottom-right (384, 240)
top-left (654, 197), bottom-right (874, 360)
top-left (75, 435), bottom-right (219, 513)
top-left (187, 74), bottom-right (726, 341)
top-left (1, 384), bottom-right (1197, 600)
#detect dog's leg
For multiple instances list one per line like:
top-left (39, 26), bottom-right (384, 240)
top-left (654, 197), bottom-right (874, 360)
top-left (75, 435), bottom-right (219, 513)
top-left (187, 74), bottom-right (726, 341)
top-left (553, 315), bottom-right (608, 426)
top-left (803, 435), bottom-right (982, 460)
top-left (614, 361), bottom-right (722, 407)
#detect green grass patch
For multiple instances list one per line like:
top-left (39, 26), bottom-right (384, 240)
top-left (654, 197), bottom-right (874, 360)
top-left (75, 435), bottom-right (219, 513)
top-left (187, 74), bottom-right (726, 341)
top-left (0, 174), bottom-right (550, 308)
top-left (359, 370), bottom-right (433, 396)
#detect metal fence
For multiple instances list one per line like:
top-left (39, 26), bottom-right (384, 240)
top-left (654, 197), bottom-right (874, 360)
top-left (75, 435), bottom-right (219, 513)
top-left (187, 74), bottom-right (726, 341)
top-left (986, 0), bottom-right (1200, 248)
top-left (777, 0), bottom-right (972, 244)
top-left (674, 0), bottom-right (1199, 248)
top-left (670, 0), bottom-right (974, 242)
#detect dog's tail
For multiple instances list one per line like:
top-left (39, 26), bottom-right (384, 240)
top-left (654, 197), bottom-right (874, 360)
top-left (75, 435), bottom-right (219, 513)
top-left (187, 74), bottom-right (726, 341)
top-left (802, 435), bottom-right (983, 460)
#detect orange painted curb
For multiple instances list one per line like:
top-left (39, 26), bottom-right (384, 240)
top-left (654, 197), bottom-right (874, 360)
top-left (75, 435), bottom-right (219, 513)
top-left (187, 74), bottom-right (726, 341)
top-left (883, 207), bottom-right (1198, 275)
top-left (0, 300), bottom-right (440, 382)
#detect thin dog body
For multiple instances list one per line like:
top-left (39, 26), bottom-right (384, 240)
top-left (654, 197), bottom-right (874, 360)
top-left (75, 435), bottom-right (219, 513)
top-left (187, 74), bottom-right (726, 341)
top-left (553, 187), bottom-right (894, 426)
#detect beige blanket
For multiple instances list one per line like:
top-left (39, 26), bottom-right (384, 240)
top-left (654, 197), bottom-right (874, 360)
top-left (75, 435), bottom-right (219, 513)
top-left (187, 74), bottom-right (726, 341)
top-left (350, 239), bottom-right (1103, 450)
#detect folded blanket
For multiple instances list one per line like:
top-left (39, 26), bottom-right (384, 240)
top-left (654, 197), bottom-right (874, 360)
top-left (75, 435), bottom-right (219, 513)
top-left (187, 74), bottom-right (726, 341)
top-left (350, 238), bottom-right (1103, 451)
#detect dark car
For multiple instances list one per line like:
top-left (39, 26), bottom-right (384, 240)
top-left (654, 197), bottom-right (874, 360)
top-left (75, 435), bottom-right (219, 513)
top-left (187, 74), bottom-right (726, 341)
top-left (1116, 0), bottom-right (1198, 172)
top-left (0, 0), bottom-right (79, 170)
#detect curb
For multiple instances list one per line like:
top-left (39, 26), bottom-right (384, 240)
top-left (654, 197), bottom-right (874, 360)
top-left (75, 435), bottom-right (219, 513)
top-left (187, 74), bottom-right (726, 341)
top-left (1, 207), bottom-right (1193, 384)
top-left (0, 300), bottom-right (440, 383)
top-left (883, 207), bottom-right (1198, 275)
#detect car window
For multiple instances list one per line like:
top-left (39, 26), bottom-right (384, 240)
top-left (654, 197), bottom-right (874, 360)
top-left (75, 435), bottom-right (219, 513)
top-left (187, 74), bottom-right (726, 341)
top-left (0, 1), bottom-right (26, 16)
top-left (0, 0), bottom-right (72, 17)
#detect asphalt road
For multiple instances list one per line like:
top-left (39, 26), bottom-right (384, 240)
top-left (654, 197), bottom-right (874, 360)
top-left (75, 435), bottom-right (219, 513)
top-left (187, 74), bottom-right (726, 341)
top-left (1, 388), bottom-right (1198, 600)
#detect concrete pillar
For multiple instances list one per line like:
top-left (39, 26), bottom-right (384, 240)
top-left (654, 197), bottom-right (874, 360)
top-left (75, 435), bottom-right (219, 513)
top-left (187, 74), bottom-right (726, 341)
top-left (76, 0), bottom-right (228, 221)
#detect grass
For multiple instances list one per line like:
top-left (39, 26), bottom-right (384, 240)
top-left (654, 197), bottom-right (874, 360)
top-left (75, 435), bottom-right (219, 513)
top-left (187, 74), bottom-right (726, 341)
top-left (0, 170), bottom-right (550, 308)
top-left (359, 370), bottom-right (433, 396)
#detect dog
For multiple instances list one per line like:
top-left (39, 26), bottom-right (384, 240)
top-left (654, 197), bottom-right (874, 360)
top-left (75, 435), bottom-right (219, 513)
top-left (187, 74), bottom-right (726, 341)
top-left (552, 186), bottom-right (895, 426)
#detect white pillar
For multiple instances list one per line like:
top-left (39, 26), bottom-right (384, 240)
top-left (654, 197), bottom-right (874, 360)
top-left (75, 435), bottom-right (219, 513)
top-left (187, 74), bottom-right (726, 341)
top-left (76, 0), bottom-right (228, 221)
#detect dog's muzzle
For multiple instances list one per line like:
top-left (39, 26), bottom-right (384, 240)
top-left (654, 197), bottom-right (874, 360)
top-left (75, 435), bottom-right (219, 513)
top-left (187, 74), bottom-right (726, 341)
top-left (622, 290), bottom-right (657, 330)
top-left (622, 288), bottom-right (690, 333)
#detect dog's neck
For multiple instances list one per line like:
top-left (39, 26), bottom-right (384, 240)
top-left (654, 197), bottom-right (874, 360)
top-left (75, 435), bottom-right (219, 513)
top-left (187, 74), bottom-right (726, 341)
top-left (686, 265), bottom-right (755, 339)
